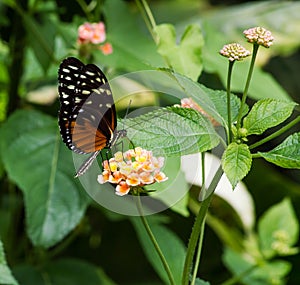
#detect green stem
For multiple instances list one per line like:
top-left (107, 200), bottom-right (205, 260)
top-left (76, 0), bottom-right (93, 21)
top-left (136, 194), bottom-right (176, 285)
top-left (236, 44), bottom-right (259, 130)
top-left (198, 152), bottom-right (206, 201)
top-left (190, 218), bottom-right (206, 285)
top-left (182, 166), bottom-right (224, 285)
top-left (250, 116), bottom-right (300, 150)
top-left (191, 152), bottom-right (206, 284)
top-left (226, 61), bottom-right (234, 143)
top-left (136, 0), bottom-right (158, 43)
top-left (141, 0), bottom-right (157, 30)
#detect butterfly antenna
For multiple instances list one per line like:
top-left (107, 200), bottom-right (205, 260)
top-left (123, 100), bottom-right (135, 150)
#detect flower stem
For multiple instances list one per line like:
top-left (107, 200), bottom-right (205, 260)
top-left (136, 194), bottom-right (176, 285)
top-left (226, 61), bottom-right (234, 143)
top-left (190, 217), bottom-right (206, 285)
top-left (236, 44), bottom-right (259, 130)
top-left (250, 116), bottom-right (300, 150)
top-left (182, 166), bottom-right (224, 285)
top-left (191, 153), bottom-right (206, 284)
top-left (136, 0), bottom-right (158, 43)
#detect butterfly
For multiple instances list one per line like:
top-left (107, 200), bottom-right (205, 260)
top-left (58, 57), bottom-right (127, 177)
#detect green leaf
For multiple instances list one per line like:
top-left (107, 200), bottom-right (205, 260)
top-left (170, 72), bottom-right (247, 128)
top-left (250, 260), bottom-right (291, 285)
top-left (21, 13), bottom-right (55, 72)
top-left (243, 99), bottom-right (296, 135)
top-left (123, 107), bottom-right (220, 156)
top-left (112, 70), bottom-right (244, 129)
top-left (223, 247), bottom-right (291, 285)
top-left (13, 259), bottom-right (116, 285)
top-left (155, 24), bottom-right (204, 81)
top-left (131, 216), bottom-right (186, 284)
top-left (258, 198), bottom-right (299, 259)
top-left (222, 248), bottom-right (253, 281)
top-left (0, 240), bottom-right (19, 285)
top-left (259, 132), bottom-right (300, 169)
top-left (222, 143), bottom-right (252, 188)
top-left (0, 110), bottom-right (89, 248)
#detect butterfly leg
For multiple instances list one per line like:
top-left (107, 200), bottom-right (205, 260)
top-left (75, 150), bottom-right (100, 177)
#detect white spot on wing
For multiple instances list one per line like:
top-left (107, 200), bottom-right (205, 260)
top-left (86, 71), bottom-right (95, 76)
top-left (69, 65), bottom-right (79, 70)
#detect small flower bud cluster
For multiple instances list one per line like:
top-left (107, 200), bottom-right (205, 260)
top-left (243, 27), bottom-right (274, 48)
top-left (97, 147), bottom-right (168, 196)
top-left (219, 43), bottom-right (251, 62)
top-left (77, 22), bottom-right (113, 55)
top-left (271, 230), bottom-right (298, 256)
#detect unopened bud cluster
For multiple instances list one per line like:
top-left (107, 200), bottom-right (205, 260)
top-left (243, 27), bottom-right (274, 48)
top-left (219, 43), bottom-right (250, 62)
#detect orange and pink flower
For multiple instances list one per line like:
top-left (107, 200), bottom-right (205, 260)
top-left (97, 147), bottom-right (168, 196)
top-left (77, 22), bottom-right (113, 55)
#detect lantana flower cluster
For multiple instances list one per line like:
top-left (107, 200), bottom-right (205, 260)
top-left (243, 27), bottom-right (274, 48)
top-left (97, 147), bottom-right (168, 196)
top-left (77, 22), bottom-right (113, 55)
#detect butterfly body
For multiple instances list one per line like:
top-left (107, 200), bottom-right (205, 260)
top-left (58, 57), bottom-right (126, 176)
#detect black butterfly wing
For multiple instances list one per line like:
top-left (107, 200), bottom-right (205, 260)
top-left (58, 57), bottom-right (116, 154)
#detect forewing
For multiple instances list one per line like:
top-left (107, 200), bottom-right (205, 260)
top-left (58, 57), bottom-right (117, 153)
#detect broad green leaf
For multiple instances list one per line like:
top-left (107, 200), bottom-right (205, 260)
top-left (222, 247), bottom-right (253, 278)
top-left (243, 99), bottom-right (296, 135)
top-left (13, 259), bottom-right (116, 285)
top-left (222, 143), bottom-right (252, 188)
top-left (22, 13), bottom-right (55, 72)
top-left (223, 248), bottom-right (291, 285)
top-left (170, 72), bottom-right (247, 128)
top-left (258, 198), bottom-right (299, 259)
top-left (249, 260), bottom-right (291, 285)
top-left (123, 107), bottom-right (220, 156)
top-left (111, 70), bottom-right (245, 129)
top-left (155, 24), bottom-right (204, 81)
top-left (0, 110), bottom-right (89, 248)
top-left (131, 216), bottom-right (186, 284)
top-left (259, 132), bottom-right (300, 169)
top-left (0, 240), bottom-right (19, 285)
